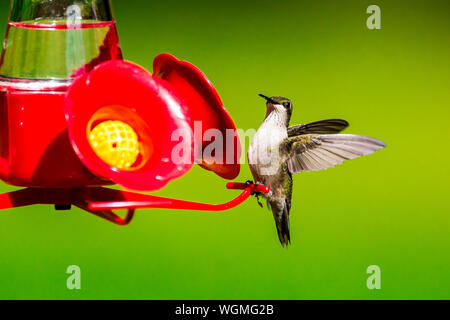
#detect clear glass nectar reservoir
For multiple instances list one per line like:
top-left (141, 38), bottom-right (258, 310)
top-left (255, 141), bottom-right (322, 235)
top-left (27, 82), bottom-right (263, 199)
top-left (0, 0), bottom-right (121, 187)
top-left (0, 0), bottom-right (122, 83)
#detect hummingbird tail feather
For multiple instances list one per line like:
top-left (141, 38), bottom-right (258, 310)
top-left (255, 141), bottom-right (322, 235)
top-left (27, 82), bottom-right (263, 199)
top-left (274, 200), bottom-right (291, 248)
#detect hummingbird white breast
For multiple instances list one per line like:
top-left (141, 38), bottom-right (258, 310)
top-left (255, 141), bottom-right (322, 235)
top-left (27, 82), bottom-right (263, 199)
top-left (248, 110), bottom-right (288, 179)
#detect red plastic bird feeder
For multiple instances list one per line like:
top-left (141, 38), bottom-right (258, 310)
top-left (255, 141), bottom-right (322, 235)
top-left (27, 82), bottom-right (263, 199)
top-left (0, 0), bottom-right (268, 225)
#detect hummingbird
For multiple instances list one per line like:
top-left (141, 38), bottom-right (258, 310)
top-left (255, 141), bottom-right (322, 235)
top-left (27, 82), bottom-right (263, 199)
top-left (247, 94), bottom-right (386, 248)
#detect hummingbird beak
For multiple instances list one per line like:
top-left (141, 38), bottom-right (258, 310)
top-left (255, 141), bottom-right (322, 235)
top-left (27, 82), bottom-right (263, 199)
top-left (259, 94), bottom-right (276, 105)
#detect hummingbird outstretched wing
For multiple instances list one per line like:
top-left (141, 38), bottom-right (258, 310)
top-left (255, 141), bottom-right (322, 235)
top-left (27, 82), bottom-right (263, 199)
top-left (287, 119), bottom-right (349, 137)
top-left (280, 134), bottom-right (386, 174)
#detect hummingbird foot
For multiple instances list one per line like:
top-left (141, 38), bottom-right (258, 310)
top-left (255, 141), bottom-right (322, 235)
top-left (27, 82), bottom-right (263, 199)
top-left (246, 180), bottom-right (264, 208)
top-left (255, 193), bottom-right (263, 208)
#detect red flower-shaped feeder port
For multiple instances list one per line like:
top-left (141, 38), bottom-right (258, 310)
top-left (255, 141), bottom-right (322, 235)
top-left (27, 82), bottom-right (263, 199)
top-left (65, 59), bottom-right (195, 191)
top-left (0, 53), bottom-right (268, 224)
top-left (154, 53), bottom-right (241, 180)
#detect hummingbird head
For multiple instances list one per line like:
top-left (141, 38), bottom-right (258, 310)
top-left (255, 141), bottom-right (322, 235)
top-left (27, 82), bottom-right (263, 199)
top-left (259, 94), bottom-right (293, 127)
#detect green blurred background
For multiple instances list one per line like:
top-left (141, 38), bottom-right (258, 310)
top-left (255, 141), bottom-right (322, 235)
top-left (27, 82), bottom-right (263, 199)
top-left (0, 0), bottom-right (449, 299)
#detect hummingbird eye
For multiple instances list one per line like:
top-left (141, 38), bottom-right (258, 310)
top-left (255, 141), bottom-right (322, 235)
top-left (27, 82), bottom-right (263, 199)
top-left (283, 102), bottom-right (290, 109)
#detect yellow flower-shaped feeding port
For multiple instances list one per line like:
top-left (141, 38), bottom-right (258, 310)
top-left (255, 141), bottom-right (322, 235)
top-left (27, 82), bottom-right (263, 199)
top-left (88, 120), bottom-right (140, 170)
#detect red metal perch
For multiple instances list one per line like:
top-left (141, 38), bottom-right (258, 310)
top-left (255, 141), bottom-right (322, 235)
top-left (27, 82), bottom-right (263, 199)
top-left (0, 182), bottom-right (269, 225)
